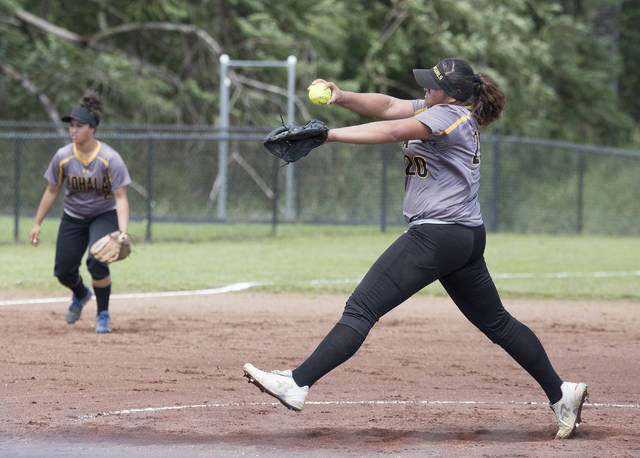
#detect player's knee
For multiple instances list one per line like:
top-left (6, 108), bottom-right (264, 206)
top-left (338, 297), bottom-right (378, 339)
top-left (86, 257), bottom-right (110, 280)
top-left (54, 270), bottom-right (79, 289)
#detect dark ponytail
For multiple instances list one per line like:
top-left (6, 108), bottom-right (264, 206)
top-left (471, 74), bottom-right (506, 127)
top-left (80, 91), bottom-right (104, 125)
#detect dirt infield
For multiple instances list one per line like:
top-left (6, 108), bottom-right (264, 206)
top-left (1, 290), bottom-right (639, 457)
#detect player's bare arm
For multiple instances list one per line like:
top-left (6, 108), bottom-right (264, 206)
top-left (310, 78), bottom-right (414, 120)
top-left (113, 186), bottom-right (130, 234)
top-left (327, 118), bottom-right (431, 144)
top-left (336, 92), bottom-right (414, 120)
top-left (30, 183), bottom-right (61, 246)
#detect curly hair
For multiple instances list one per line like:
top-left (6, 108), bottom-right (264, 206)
top-left (471, 74), bottom-right (506, 127)
top-left (80, 91), bottom-right (104, 119)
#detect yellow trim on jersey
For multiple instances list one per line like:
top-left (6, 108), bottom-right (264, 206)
top-left (73, 141), bottom-right (101, 165)
top-left (433, 113), bottom-right (472, 136)
top-left (414, 104), bottom-right (473, 134)
top-left (96, 155), bottom-right (109, 167)
top-left (57, 155), bottom-right (74, 186)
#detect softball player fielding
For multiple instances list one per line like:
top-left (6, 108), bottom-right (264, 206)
top-left (30, 91), bottom-right (131, 333)
top-left (244, 58), bottom-right (588, 439)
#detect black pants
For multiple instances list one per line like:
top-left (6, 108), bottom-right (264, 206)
top-left (293, 224), bottom-right (563, 402)
top-left (54, 210), bottom-right (117, 288)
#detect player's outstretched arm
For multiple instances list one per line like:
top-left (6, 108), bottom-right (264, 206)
top-left (309, 79), bottom-right (414, 120)
top-left (327, 118), bottom-right (431, 145)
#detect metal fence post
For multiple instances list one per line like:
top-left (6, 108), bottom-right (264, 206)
top-left (285, 55), bottom-right (297, 221)
top-left (577, 151), bottom-right (585, 233)
top-left (146, 138), bottom-right (154, 242)
top-left (491, 128), bottom-right (501, 232)
top-left (295, 160), bottom-right (302, 221)
top-left (218, 54), bottom-right (230, 221)
top-left (14, 137), bottom-right (22, 244)
top-left (271, 156), bottom-right (279, 236)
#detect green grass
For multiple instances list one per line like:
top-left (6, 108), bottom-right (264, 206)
top-left (1, 216), bottom-right (384, 243)
top-left (1, 217), bottom-right (639, 301)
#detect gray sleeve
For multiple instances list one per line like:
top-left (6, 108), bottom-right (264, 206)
top-left (109, 153), bottom-right (131, 189)
top-left (43, 153), bottom-right (62, 186)
top-left (413, 105), bottom-right (458, 135)
top-left (411, 99), bottom-right (426, 113)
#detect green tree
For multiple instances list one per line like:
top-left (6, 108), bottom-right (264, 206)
top-left (0, 0), bottom-right (636, 147)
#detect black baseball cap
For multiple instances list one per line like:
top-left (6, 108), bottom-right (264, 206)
top-left (61, 107), bottom-right (100, 128)
top-left (413, 58), bottom-right (475, 101)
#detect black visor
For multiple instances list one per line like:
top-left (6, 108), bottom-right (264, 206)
top-left (413, 67), bottom-right (443, 90)
top-left (62, 107), bottom-right (99, 127)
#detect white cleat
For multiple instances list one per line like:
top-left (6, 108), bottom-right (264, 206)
top-left (551, 381), bottom-right (588, 439)
top-left (243, 363), bottom-right (309, 411)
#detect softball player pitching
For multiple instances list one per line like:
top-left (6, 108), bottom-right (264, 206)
top-left (244, 58), bottom-right (588, 439)
top-left (30, 91), bottom-right (131, 333)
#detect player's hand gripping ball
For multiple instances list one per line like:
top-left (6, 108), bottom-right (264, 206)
top-left (308, 83), bottom-right (332, 105)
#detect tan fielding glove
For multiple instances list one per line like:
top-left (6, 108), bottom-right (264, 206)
top-left (90, 231), bottom-right (131, 263)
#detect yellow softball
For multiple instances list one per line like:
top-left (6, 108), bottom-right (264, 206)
top-left (308, 83), bottom-right (332, 105)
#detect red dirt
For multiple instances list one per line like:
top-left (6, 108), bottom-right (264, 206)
top-left (1, 290), bottom-right (639, 456)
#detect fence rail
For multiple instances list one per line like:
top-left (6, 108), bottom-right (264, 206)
top-left (1, 127), bottom-right (639, 243)
top-left (0, 120), bottom-right (271, 133)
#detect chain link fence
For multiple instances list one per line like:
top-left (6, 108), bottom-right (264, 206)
top-left (1, 123), bottom-right (639, 242)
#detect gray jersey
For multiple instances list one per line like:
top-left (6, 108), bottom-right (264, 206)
top-left (44, 141), bottom-right (131, 219)
top-left (402, 100), bottom-right (483, 227)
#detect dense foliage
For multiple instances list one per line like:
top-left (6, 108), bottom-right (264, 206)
top-left (0, 0), bottom-right (638, 146)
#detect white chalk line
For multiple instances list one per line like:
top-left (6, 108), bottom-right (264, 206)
top-left (309, 270), bottom-right (640, 285)
top-left (75, 399), bottom-right (640, 422)
top-left (0, 282), bottom-right (266, 307)
top-left (493, 270), bottom-right (640, 279)
top-left (3, 269), bottom-right (638, 306)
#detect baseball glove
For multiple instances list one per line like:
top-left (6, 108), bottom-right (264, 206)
top-left (90, 231), bottom-right (131, 263)
top-left (263, 119), bottom-right (329, 164)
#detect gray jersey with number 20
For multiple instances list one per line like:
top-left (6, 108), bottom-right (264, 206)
top-left (402, 100), bottom-right (483, 227)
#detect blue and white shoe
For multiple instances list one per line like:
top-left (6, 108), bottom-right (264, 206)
top-left (65, 286), bottom-right (92, 324)
top-left (95, 310), bottom-right (112, 333)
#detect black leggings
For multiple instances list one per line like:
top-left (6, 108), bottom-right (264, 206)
top-left (54, 211), bottom-right (117, 288)
top-left (292, 224), bottom-right (563, 403)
